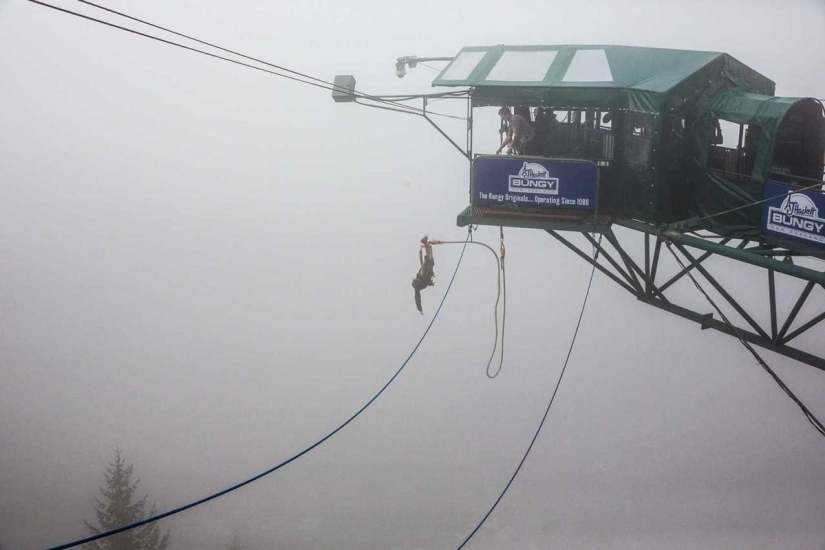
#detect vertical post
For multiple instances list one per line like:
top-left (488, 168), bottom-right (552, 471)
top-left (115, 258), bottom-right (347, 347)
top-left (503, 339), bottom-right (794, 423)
top-left (649, 236), bottom-right (663, 298)
top-left (737, 123), bottom-right (745, 172)
top-left (644, 233), bottom-right (651, 296)
top-left (768, 269), bottom-right (777, 340)
top-left (467, 92), bottom-right (473, 161)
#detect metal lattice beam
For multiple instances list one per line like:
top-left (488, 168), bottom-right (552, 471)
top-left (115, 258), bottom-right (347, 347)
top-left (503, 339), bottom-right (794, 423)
top-left (546, 222), bottom-right (825, 371)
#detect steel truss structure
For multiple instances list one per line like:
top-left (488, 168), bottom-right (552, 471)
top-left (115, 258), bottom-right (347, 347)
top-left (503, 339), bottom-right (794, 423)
top-left (546, 219), bottom-right (825, 371)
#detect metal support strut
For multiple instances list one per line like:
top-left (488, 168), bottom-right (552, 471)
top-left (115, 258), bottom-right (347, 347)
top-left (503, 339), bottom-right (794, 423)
top-left (546, 221), bottom-right (825, 371)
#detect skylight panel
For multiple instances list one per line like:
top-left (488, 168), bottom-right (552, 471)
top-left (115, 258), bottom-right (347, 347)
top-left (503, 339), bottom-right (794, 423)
top-left (485, 50), bottom-right (558, 82)
top-left (439, 51), bottom-right (487, 81)
top-left (563, 49), bottom-right (613, 82)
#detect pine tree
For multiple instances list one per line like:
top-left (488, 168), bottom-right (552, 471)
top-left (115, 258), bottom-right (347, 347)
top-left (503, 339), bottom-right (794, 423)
top-left (84, 447), bottom-right (171, 550)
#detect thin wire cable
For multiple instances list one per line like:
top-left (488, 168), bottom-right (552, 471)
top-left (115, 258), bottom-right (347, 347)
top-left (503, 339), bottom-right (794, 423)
top-left (373, 91), bottom-right (469, 101)
top-left (66, 0), bottom-right (430, 115)
top-left (456, 235), bottom-right (602, 550)
top-left (354, 97), bottom-right (468, 121)
top-left (46, 232), bottom-right (472, 550)
top-left (72, 0), bottom-right (340, 89)
top-left (73, 0), bottom-right (469, 117)
top-left (354, 98), bottom-right (425, 118)
top-left (27, 0), bottom-right (463, 120)
top-left (353, 97), bottom-right (467, 122)
top-left (27, 1), bottom-right (354, 95)
top-left (708, 167), bottom-right (825, 188)
top-left (438, 240), bottom-right (505, 377)
top-left (665, 243), bottom-right (825, 438)
top-left (683, 170), bottom-right (824, 227)
top-left (418, 62), bottom-right (442, 72)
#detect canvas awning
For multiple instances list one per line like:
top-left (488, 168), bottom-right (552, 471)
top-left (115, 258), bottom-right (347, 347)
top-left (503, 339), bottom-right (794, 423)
top-left (434, 45), bottom-right (775, 114)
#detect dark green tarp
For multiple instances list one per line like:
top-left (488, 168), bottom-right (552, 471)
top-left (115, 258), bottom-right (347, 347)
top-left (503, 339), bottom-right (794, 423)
top-left (434, 44), bottom-right (822, 233)
top-left (433, 45), bottom-right (774, 114)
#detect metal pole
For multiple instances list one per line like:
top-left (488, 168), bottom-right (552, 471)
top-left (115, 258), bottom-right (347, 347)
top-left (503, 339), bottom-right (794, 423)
top-left (768, 269), bottom-right (778, 340)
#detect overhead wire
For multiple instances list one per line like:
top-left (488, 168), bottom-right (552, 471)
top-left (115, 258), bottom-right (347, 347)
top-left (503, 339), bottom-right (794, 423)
top-left (665, 242), bottom-right (825, 438)
top-left (707, 167), bottom-right (824, 187)
top-left (353, 98), bottom-right (468, 122)
top-left (65, 0), bottom-right (426, 116)
top-left (72, 0), bottom-right (350, 90)
top-left (27, 0), bottom-right (464, 120)
top-left (372, 91), bottom-right (469, 101)
top-left (71, 0), bottom-right (468, 112)
top-left (681, 167), bottom-right (824, 228)
top-left (455, 235), bottom-right (602, 549)
top-left (46, 231), bottom-right (473, 550)
top-left (361, 91), bottom-right (470, 120)
top-left (418, 62), bottom-right (443, 72)
top-left (353, 98), bottom-right (427, 118)
top-left (27, 1), bottom-right (363, 99)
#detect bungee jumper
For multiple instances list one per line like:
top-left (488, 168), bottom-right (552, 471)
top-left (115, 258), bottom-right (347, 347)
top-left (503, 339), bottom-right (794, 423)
top-left (408, 230), bottom-right (508, 378)
top-left (412, 236), bottom-right (442, 314)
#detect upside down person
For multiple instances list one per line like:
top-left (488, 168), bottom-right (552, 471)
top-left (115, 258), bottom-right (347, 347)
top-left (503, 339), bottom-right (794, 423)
top-left (412, 236), bottom-right (437, 314)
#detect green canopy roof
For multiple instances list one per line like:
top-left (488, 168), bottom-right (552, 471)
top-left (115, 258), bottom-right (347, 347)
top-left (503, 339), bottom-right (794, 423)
top-left (434, 45), bottom-right (775, 114)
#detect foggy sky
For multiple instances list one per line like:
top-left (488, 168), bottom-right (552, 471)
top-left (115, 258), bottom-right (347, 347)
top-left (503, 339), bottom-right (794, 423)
top-left (2, 0), bottom-right (825, 549)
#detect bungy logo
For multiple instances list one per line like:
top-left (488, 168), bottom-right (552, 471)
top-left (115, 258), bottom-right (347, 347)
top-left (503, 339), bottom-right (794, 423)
top-left (767, 191), bottom-right (825, 245)
top-left (508, 161), bottom-right (559, 195)
top-left (780, 193), bottom-right (819, 218)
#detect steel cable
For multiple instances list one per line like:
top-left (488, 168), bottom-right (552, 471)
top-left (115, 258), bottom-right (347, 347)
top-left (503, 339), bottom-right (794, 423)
top-left (455, 235), bottom-right (602, 549)
top-left (46, 232), bottom-right (472, 550)
top-left (27, 0), bottom-right (463, 120)
top-left (665, 242), bottom-right (825, 438)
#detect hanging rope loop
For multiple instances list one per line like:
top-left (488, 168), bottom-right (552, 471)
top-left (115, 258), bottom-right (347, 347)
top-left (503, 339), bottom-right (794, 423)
top-left (426, 228), bottom-right (506, 378)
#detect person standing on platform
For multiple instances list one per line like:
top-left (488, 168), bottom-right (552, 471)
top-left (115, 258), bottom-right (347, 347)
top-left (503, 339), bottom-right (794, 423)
top-left (496, 106), bottom-right (536, 155)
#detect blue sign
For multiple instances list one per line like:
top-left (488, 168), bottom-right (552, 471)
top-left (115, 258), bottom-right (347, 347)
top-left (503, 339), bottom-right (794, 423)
top-left (762, 181), bottom-right (825, 247)
top-left (472, 156), bottom-right (598, 211)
